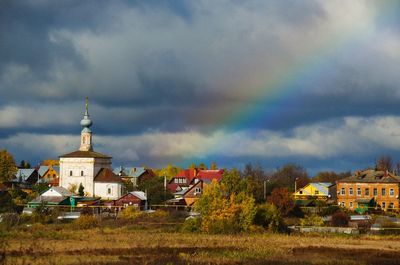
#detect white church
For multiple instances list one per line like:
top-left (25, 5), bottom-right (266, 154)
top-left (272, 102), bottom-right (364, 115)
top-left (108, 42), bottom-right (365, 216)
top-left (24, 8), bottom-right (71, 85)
top-left (59, 98), bottom-right (123, 200)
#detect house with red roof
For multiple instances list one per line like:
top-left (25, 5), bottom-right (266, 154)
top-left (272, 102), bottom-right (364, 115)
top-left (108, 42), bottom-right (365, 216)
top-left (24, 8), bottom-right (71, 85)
top-left (167, 169), bottom-right (224, 206)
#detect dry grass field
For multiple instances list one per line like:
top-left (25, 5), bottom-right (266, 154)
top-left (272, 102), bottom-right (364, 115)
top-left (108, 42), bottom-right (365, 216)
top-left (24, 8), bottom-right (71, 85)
top-left (2, 221), bottom-right (400, 265)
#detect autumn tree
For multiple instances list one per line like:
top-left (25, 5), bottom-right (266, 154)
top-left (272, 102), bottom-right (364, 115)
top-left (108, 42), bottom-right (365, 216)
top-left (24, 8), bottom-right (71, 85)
top-left (376, 155), bottom-right (393, 171)
top-left (0, 150), bottom-right (17, 183)
top-left (221, 168), bottom-right (246, 195)
top-left (270, 163), bottom-right (309, 191)
top-left (195, 180), bottom-right (256, 233)
top-left (242, 163), bottom-right (266, 203)
top-left (267, 187), bottom-right (294, 216)
top-left (210, 161), bottom-right (218, 170)
top-left (313, 171), bottom-right (351, 183)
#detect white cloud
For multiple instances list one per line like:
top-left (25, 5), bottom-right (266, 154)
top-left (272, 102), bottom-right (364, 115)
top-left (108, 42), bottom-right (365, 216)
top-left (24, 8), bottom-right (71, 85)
top-left (3, 115), bottom-right (400, 167)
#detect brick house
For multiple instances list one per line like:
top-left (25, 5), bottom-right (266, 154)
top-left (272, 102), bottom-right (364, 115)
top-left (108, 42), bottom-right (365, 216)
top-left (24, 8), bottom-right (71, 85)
top-left (337, 170), bottom-right (400, 211)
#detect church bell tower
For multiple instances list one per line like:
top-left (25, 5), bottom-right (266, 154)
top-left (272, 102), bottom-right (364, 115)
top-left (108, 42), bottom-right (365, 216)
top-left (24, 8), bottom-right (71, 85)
top-left (79, 97), bottom-right (93, 151)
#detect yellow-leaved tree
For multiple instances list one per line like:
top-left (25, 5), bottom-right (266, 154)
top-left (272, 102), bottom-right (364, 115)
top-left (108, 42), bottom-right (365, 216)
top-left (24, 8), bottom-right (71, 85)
top-left (195, 179), bottom-right (256, 234)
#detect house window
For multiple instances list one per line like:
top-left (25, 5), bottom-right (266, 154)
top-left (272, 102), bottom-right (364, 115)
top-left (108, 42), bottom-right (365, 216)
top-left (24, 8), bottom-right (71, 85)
top-left (107, 188), bottom-right (112, 195)
top-left (340, 202), bottom-right (345, 207)
top-left (341, 188), bottom-right (345, 195)
top-left (195, 187), bottom-right (201, 193)
top-left (69, 170), bottom-right (73, 176)
top-left (390, 188), bottom-right (394, 197)
top-left (349, 201), bottom-right (353, 208)
top-left (174, 178), bottom-right (178, 183)
top-left (299, 190), bottom-right (303, 194)
top-left (382, 188), bottom-right (386, 196)
top-left (382, 202), bottom-right (386, 209)
top-left (81, 170), bottom-right (84, 176)
top-left (349, 188), bottom-right (353, 195)
top-left (315, 190), bottom-right (319, 195)
top-left (390, 203), bottom-right (394, 209)
top-left (373, 188), bottom-right (377, 196)
top-left (357, 187), bottom-right (361, 196)
top-left (365, 188), bottom-right (369, 196)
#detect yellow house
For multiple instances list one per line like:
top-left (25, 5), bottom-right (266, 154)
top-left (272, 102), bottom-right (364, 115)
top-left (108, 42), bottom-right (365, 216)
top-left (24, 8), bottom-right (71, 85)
top-left (38, 165), bottom-right (60, 186)
top-left (293, 182), bottom-right (336, 201)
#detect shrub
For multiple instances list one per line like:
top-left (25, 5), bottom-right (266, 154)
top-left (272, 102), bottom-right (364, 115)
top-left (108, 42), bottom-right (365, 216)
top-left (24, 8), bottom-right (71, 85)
top-left (119, 206), bottom-right (143, 220)
top-left (180, 217), bottom-right (201, 233)
top-left (299, 214), bottom-right (324, 227)
top-left (73, 215), bottom-right (99, 229)
top-left (331, 211), bottom-right (349, 227)
top-left (254, 203), bottom-right (284, 232)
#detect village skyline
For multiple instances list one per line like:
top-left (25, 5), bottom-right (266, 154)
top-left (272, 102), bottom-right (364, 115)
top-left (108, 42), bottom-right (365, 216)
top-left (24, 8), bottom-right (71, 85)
top-left (1, 1), bottom-right (400, 174)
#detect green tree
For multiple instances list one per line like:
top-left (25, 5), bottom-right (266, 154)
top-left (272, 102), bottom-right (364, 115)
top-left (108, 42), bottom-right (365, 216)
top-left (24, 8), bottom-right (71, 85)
top-left (138, 176), bottom-right (173, 205)
top-left (78, 183), bottom-right (85, 196)
top-left (254, 203), bottom-right (283, 232)
top-left (0, 150), bottom-right (17, 183)
top-left (243, 163), bottom-right (266, 203)
top-left (198, 163), bottom-right (207, 170)
top-left (210, 161), bottom-right (218, 170)
top-left (221, 168), bottom-right (246, 196)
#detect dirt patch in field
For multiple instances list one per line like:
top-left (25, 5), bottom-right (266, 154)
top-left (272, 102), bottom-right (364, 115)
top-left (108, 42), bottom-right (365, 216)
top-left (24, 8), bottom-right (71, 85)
top-left (292, 246), bottom-right (400, 265)
top-left (6, 246), bottom-right (241, 265)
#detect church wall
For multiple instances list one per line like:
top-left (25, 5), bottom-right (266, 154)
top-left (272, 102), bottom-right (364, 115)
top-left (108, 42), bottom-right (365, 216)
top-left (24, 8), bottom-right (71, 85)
top-left (60, 157), bottom-right (95, 196)
top-left (94, 182), bottom-right (122, 200)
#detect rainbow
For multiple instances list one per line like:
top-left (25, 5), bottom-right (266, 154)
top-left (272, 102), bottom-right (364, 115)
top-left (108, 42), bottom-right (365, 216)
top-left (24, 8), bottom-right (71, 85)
top-left (179, 1), bottom-right (399, 167)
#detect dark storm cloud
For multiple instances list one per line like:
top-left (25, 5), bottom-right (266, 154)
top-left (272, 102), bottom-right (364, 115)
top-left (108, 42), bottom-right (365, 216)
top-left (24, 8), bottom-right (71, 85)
top-left (1, 0), bottom-right (400, 172)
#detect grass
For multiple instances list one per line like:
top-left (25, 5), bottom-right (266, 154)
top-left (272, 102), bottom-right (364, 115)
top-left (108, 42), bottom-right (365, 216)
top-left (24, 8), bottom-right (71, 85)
top-left (2, 220), bottom-right (400, 265)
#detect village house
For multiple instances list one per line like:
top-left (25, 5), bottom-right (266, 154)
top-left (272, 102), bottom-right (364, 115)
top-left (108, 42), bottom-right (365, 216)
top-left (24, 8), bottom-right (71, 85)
top-left (28, 186), bottom-right (73, 207)
top-left (294, 182), bottom-right (337, 201)
top-left (113, 191), bottom-right (147, 209)
top-left (167, 169), bottom-right (224, 206)
top-left (337, 169), bottom-right (400, 211)
top-left (113, 166), bottom-right (156, 189)
top-left (38, 165), bottom-right (60, 186)
top-left (10, 168), bottom-right (40, 188)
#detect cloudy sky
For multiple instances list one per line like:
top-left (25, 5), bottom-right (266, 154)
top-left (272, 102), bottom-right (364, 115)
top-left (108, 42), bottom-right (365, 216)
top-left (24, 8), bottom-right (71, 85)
top-left (1, 0), bottom-right (400, 174)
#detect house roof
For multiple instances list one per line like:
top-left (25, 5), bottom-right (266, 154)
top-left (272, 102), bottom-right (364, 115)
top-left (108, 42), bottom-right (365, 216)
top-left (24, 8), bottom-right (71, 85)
top-left (94, 168), bottom-right (122, 183)
top-left (41, 186), bottom-right (74, 197)
top-left (129, 191), bottom-right (147, 201)
top-left (38, 166), bottom-right (49, 177)
top-left (197, 170), bottom-right (224, 182)
top-left (113, 166), bottom-right (146, 178)
top-left (60, 150), bottom-right (111, 158)
top-left (339, 170), bottom-right (400, 183)
top-left (53, 166), bottom-right (60, 175)
top-left (295, 182), bottom-right (333, 197)
top-left (14, 169), bottom-right (36, 182)
top-left (171, 169), bottom-right (224, 184)
top-left (30, 196), bottom-right (69, 205)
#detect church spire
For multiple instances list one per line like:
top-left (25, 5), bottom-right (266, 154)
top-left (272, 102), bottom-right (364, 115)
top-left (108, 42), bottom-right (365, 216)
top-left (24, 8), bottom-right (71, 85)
top-left (79, 97), bottom-right (93, 151)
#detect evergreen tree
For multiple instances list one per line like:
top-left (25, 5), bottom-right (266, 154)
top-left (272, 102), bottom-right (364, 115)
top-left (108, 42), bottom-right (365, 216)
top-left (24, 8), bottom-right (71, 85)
top-left (78, 183), bottom-right (85, 196)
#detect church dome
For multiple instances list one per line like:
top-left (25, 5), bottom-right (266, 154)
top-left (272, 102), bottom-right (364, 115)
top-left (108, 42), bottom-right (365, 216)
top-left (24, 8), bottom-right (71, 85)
top-left (80, 117), bottom-right (92, 128)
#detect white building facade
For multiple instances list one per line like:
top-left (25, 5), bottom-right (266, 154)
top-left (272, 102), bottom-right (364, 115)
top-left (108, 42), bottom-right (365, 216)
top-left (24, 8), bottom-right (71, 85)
top-left (59, 98), bottom-right (122, 199)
